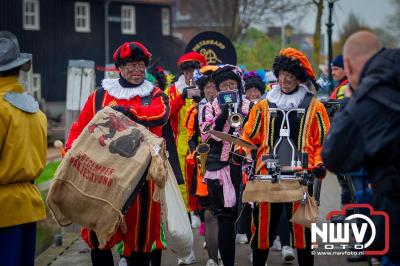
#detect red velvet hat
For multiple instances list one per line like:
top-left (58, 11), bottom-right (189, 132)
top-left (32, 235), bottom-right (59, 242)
top-left (177, 51), bottom-right (207, 67)
top-left (113, 41), bottom-right (152, 67)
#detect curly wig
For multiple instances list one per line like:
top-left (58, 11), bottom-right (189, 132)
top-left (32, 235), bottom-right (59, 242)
top-left (272, 55), bottom-right (309, 83)
top-left (212, 65), bottom-right (243, 92)
top-left (179, 61), bottom-right (201, 71)
top-left (244, 76), bottom-right (265, 95)
top-left (149, 68), bottom-right (167, 90)
top-left (195, 75), bottom-right (213, 91)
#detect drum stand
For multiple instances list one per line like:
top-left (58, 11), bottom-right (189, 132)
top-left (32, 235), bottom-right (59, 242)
top-left (248, 107), bottom-right (320, 204)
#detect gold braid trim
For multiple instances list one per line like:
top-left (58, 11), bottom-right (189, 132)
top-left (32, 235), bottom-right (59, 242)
top-left (263, 102), bottom-right (269, 152)
top-left (269, 116), bottom-right (275, 149)
top-left (249, 108), bottom-right (262, 139)
top-left (316, 112), bottom-right (327, 145)
top-left (297, 113), bottom-right (305, 151)
top-left (255, 102), bottom-right (270, 174)
top-left (301, 98), bottom-right (317, 153)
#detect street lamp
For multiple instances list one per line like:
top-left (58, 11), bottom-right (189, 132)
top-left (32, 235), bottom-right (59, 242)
top-left (326, 0), bottom-right (337, 94)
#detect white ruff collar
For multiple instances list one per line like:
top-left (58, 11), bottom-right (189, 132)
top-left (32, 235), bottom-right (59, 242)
top-left (266, 84), bottom-right (310, 111)
top-left (101, 79), bottom-right (154, 100)
top-left (175, 75), bottom-right (188, 94)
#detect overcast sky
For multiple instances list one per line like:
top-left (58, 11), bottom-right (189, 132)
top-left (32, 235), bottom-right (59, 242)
top-left (300, 0), bottom-right (394, 40)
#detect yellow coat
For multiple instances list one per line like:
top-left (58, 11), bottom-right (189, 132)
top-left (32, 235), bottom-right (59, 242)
top-left (0, 76), bottom-right (47, 228)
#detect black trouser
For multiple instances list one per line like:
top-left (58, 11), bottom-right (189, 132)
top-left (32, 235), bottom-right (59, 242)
top-left (337, 174), bottom-right (351, 205)
top-left (206, 164), bottom-right (242, 266)
top-left (274, 204), bottom-right (291, 247)
top-left (218, 215), bottom-right (236, 266)
top-left (251, 202), bottom-right (314, 266)
top-left (91, 249), bottom-right (162, 266)
top-left (91, 249), bottom-right (113, 266)
top-left (237, 202), bottom-right (252, 241)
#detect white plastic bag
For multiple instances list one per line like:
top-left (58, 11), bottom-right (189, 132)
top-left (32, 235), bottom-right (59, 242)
top-left (161, 161), bottom-right (193, 258)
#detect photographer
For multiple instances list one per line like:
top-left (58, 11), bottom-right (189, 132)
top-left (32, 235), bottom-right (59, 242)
top-left (329, 55), bottom-right (349, 100)
top-left (322, 31), bottom-right (400, 266)
top-left (200, 65), bottom-right (250, 266)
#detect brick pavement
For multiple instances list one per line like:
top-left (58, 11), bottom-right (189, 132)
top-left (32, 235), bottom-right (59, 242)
top-left (37, 173), bottom-right (369, 266)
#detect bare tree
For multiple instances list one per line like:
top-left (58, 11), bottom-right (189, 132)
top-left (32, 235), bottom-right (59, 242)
top-left (332, 13), bottom-right (398, 55)
top-left (332, 12), bottom-right (371, 55)
top-left (386, 0), bottom-right (400, 46)
top-left (189, 0), bottom-right (312, 41)
top-left (311, 0), bottom-right (323, 69)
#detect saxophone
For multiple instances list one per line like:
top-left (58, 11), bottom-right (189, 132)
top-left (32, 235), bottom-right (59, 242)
top-left (196, 143), bottom-right (210, 176)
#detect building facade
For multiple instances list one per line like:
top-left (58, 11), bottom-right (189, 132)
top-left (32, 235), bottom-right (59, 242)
top-left (0, 0), bottom-right (185, 102)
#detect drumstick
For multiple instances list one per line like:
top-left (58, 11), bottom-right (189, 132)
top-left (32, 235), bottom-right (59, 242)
top-left (54, 140), bottom-right (66, 158)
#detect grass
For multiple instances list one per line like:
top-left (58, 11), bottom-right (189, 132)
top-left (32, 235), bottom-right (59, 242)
top-left (35, 161), bottom-right (63, 257)
top-left (35, 160), bottom-right (61, 185)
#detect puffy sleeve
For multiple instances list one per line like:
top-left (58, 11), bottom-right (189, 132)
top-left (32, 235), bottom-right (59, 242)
top-left (310, 101), bottom-right (331, 167)
top-left (184, 105), bottom-right (199, 152)
top-left (166, 86), bottom-right (185, 116)
top-left (240, 101), bottom-right (265, 154)
top-left (128, 88), bottom-right (170, 127)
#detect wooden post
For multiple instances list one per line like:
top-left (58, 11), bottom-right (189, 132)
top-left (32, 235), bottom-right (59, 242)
top-left (105, 63), bottom-right (119, 79)
top-left (65, 60), bottom-right (95, 141)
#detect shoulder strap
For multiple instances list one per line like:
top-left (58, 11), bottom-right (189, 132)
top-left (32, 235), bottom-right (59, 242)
top-left (141, 95), bottom-right (152, 106)
top-left (212, 106), bottom-right (216, 117)
top-left (298, 92), bottom-right (313, 109)
top-left (201, 105), bottom-right (207, 122)
top-left (95, 88), bottom-right (105, 113)
top-left (249, 101), bottom-right (255, 111)
top-left (267, 100), bottom-right (277, 108)
top-left (141, 87), bottom-right (156, 106)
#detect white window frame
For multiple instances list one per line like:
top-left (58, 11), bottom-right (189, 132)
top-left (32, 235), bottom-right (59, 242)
top-left (161, 8), bottom-right (170, 36)
top-left (121, 5), bottom-right (136, 35)
top-left (23, 0), bottom-right (40, 30)
top-left (75, 2), bottom-right (91, 33)
top-left (175, 0), bottom-right (191, 21)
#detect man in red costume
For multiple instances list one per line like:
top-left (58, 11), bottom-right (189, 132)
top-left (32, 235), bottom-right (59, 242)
top-left (167, 52), bottom-right (206, 217)
top-left (65, 41), bottom-right (169, 266)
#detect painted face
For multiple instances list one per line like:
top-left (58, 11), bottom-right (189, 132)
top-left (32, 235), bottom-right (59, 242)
top-left (331, 66), bottom-right (346, 82)
top-left (219, 79), bottom-right (238, 92)
top-left (245, 87), bottom-right (262, 101)
top-left (203, 81), bottom-right (217, 102)
top-left (278, 70), bottom-right (300, 93)
top-left (119, 61), bottom-right (146, 85)
top-left (183, 68), bottom-right (195, 86)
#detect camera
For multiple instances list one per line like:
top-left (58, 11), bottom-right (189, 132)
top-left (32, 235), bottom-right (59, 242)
top-left (217, 90), bottom-right (239, 106)
top-left (318, 95), bottom-right (343, 118)
top-left (186, 88), bottom-right (201, 99)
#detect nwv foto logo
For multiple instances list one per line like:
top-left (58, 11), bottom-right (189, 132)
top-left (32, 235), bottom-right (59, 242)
top-left (311, 204), bottom-right (390, 256)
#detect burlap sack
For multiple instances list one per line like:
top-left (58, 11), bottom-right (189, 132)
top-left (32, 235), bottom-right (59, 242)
top-left (47, 107), bottom-right (167, 248)
top-left (242, 180), bottom-right (306, 203)
top-left (290, 195), bottom-right (318, 228)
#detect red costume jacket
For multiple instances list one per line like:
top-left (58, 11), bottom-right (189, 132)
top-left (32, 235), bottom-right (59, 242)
top-left (66, 80), bottom-right (170, 253)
